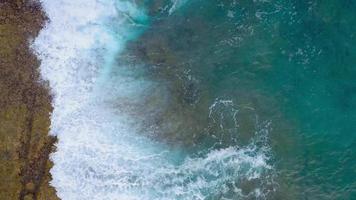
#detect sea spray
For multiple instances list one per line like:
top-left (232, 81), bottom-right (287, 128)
top-left (33, 0), bottom-right (275, 199)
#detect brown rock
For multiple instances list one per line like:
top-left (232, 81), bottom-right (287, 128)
top-left (25, 182), bottom-right (35, 192)
top-left (0, 1), bottom-right (59, 200)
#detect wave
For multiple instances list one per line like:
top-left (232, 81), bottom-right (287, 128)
top-left (33, 0), bottom-right (275, 199)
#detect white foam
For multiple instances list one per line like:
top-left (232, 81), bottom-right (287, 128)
top-left (33, 0), bottom-right (274, 199)
top-left (169, 0), bottom-right (188, 15)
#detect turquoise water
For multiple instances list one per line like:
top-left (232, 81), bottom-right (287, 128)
top-left (123, 0), bottom-right (356, 199)
top-left (35, 0), bottom-right (355, 199)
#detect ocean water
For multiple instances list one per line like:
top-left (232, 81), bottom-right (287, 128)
top-left (33, 0), bottom-right (355, 200)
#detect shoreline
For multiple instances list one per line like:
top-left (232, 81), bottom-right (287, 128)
top-left (0, 1), bottom-right (58, 199)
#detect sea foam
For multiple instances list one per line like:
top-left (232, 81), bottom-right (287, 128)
top-left (33, 0), bottom-right (274, 199)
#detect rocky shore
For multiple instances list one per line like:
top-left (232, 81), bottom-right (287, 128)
top-left (0, 1), bottom-right (58, 199)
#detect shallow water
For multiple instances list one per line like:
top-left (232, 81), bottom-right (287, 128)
top-left (34, 0), bottom-right (356, 199)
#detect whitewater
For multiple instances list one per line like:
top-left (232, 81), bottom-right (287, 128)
top-left (33, 0), bottom-right (275, 199)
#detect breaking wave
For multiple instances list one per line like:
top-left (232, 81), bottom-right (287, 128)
top-left (33, 0), bottom-right (275, 199)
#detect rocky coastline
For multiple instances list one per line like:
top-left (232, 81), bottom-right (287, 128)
top-left (0, 1), bottom-right (58, 199)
